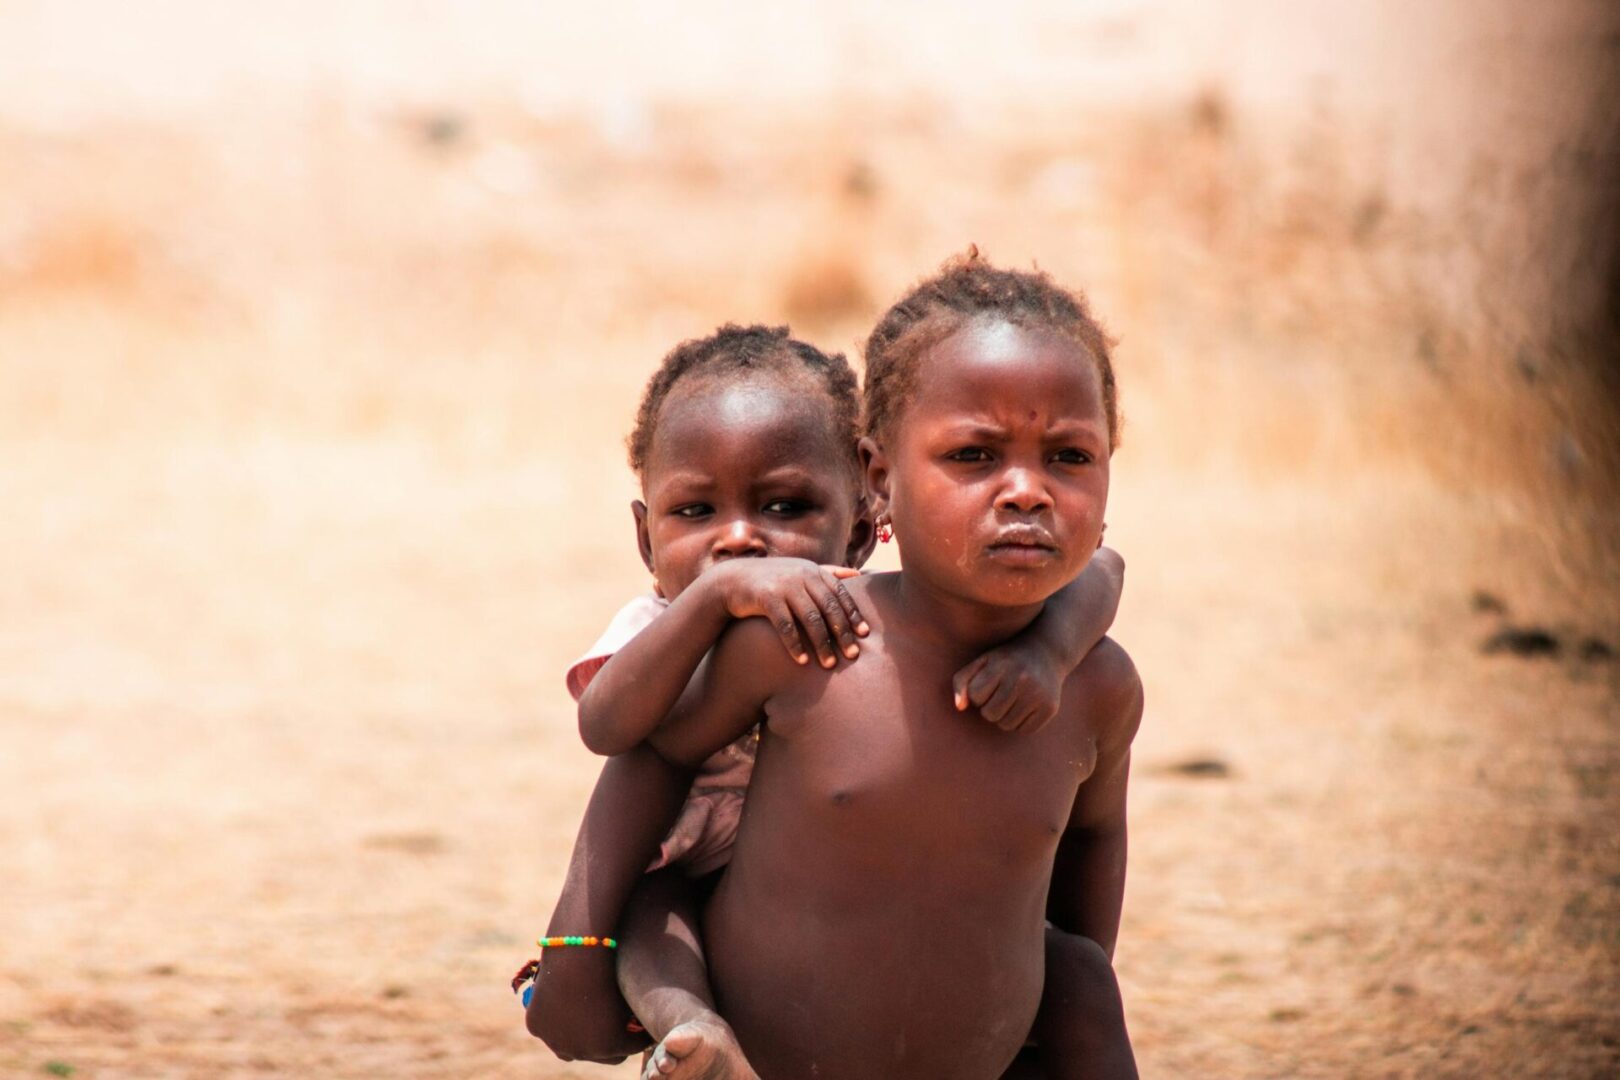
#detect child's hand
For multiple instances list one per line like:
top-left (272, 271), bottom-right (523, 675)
top-left (951, 640), bottom-right (1065, 734)
top-left (709, 558), bottom-right (867, 670)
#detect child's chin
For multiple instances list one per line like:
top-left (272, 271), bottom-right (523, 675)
top-left (979, 568), bottom-right (1073, 607)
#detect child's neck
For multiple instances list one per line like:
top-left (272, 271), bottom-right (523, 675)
top-left (889, 571), bottom-right (1048, 660)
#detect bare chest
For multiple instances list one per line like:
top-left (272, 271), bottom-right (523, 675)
top-left (757, 646), bottom-right (1098, 862)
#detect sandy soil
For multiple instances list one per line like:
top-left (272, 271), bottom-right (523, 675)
top-left (1, 3), bottom-right (1617, 1077)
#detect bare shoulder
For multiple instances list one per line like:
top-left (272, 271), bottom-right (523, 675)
top-left (1069, 636), bottom-right (1144, 751)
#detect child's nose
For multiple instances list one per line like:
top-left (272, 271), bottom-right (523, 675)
top-left (711, 518), bottom-right (768, 559)
top-left (996, 468), bottom-right (1053, 514)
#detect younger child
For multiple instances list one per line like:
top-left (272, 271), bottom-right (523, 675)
top-left (524, 323), bottom-right (1127, 1077)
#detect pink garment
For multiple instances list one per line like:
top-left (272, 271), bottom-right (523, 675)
top-left (566, 594), bottom-right (756, 878)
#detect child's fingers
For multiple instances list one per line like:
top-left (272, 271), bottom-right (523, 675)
top-left (766, 597), bottom-right (811, 665)
top-left (810, 570), bottom-right (861, 658)
top-left (1018, 704), bottom-right (1058, 735)
top-left (787, 586), bottom-right (841, 669)
top-left (951, 657), bottom-right (988, 711)
top-left (1007, 702), bottom-right (1054, 735)
top-left (838, 581), bottom-right (869, 638)
top-left (821, 566), bottom-right (869, 637)
top-left (980, 681), bottom-right (1019, 727)
top-left (966, 663), bottom-right (1003, 708)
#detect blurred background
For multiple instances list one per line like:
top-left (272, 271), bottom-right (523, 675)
top-left (1, 2), bottom-right (1616, 1076)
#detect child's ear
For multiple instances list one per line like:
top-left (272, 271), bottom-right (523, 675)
top-left (631, 499), bottom-right (656, 576)
top-left (858, 437), bottom-right (891, 525)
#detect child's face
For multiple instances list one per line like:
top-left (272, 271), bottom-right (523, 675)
top-left (868, 318), bottom-right (1110, 609)
top-left (634, 378), bottom-right (866, 601)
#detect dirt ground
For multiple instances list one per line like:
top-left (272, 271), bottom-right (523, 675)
top-left (2, 3), bottom-right (1617, 1078)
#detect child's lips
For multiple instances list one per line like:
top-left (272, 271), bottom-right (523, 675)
top-left (985, 529), bottom-right (1060, 566)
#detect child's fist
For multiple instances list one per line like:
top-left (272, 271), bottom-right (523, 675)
top-left (952, 645), bottom-right (1064, 734)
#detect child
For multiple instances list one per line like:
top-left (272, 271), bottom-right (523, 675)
top-left (633, 253), bottom-right (1142, 1078)
top-left (524, 321), bottom-right (1129, 1077)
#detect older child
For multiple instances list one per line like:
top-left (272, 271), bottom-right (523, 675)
top-left (525, 323), bottom-right (1127, 1077)
top-left (639, 255), bottom-right (1142, 1078)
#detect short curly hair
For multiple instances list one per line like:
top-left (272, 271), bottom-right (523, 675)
top-left (863, 248), bottom-right (1119, 448)
top-left (628, 323), bottom-right (862, 483)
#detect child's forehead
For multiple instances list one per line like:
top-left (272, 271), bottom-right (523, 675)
top-left (664, 371), bottom-right (803, 418)
top-left (918, 318), bottom-right (1103, 406)
top-left (936, 316), bottom-right (1090, 364)
top-left (647, 374), bottom-right (852, 477)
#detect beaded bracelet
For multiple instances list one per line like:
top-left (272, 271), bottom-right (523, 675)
top-left (538, 936), bottom-right (617, 949)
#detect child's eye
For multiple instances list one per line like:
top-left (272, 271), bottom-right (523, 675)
top-left (1051, 448), bottom-right (1093, 466)
top-left (763, 499), bottom-right (812, 515)
top-left (946, 447), bottom-right (993, 464)
top-left (671, 504), bottom-right (713, 519)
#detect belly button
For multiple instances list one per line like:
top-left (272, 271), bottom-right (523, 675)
top-left (830, 790), bottom-right (852, 806)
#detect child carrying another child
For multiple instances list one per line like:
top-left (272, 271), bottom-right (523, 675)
top-left (525, 286), bottom-right (1136, 1077)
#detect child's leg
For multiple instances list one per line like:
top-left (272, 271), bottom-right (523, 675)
top-left (1015, 929), bottom-right (1137, 1080)
top-left (619, 868), bottom-right (757, 1079)
top-left (526, 744), bottom-right (691, 1064)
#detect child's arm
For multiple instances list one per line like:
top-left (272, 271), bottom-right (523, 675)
top-left (647, 616), bottom-right (800, 769)
top-left (1046, 639), bottom-right (1143, 958)
top-left (952, 546), bottom-right (1124, 733)
top-left (578, 559), bottom-right (866, 755)
top-left (526, 744), bottom-right (692, 1059)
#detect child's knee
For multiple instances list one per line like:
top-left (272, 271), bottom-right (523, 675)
top-left (1041, 931), bottom-right (1126, 1035)
top-left (1038, 932), bottom-right (1138, 1077)
top-left (1046, 932), bottom-right (1116, 991)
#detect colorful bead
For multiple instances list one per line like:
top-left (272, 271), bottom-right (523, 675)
top-left (534, 935), bottom-right (617, 949)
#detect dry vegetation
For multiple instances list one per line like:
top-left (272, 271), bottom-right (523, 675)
top-left (1, 4), bottom-right (1617, 1077)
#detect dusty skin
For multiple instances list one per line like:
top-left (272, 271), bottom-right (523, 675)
top-left (1, 2), bottom-right (1618, 1077)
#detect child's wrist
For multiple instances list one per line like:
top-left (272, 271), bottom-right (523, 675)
top-left (709, 559), bottom-right (774, 623)
top-left (681, 563), bottom-right (742, 624)
top-left (1033, 627), bottom-right (1079, 674)
top-left (996, 636), bottom-right (1056, 676)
